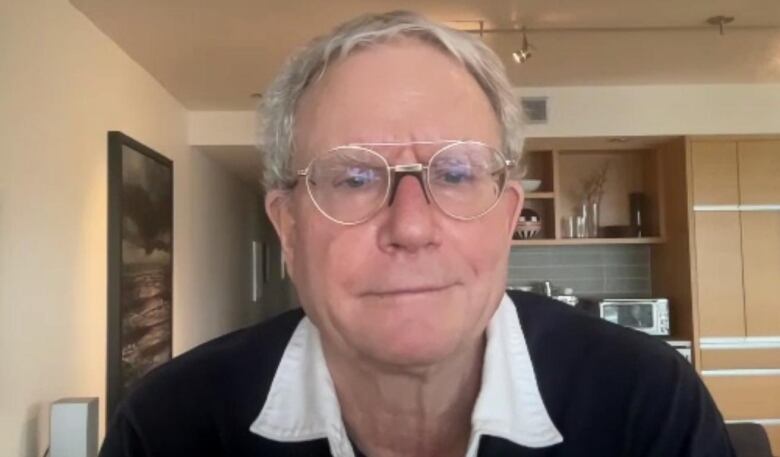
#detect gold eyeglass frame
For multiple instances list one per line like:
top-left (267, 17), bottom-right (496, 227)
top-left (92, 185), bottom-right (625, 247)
top-left (295, 140), bottom-right (517, 226)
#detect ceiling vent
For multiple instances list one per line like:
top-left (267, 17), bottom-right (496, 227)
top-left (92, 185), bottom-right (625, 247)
top-left (520, 97), bottom-right (548, 124)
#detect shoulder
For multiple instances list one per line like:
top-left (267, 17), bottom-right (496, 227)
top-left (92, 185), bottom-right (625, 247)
top-left (134, 306), bottom-right (303, 391)
top-left (507, 290), bottom-right (683, 376)
top-left (507, 291), bottom-right (733, 455)
top-left (507, 290), bottom-right (691, 420)
top-left (112, 308), bottom-right (305, 442)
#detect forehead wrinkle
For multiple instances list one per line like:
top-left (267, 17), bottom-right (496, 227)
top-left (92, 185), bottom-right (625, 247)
top-left (292, 40), bottom-right (499, 168)
top-left (320, 142), bottom-right (440, 166)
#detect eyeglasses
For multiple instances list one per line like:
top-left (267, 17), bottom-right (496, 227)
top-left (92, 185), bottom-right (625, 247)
top-left (294, 140), bottom-right (516, 225)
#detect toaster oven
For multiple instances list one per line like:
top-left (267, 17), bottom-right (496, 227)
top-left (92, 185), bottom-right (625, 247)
top-left (598, 298), bottom-right (670, 336)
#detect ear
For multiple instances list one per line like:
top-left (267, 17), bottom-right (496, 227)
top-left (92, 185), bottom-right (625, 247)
top-left (265, 189), bottom-right (297, 279)
top-left (502, 180), bottom-right (525, 239)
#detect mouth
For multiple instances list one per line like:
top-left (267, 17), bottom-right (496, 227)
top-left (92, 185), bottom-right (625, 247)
top-left (364, 284), bottom-right (455, 298)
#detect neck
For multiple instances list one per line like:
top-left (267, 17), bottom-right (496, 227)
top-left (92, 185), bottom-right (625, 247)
top-left (323, 338), bottom-right (485, 457)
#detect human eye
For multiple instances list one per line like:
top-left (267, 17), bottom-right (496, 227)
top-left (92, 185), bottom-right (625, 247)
top-left (332, 165), bottom-right (381, 189)
top-left (432, 160), bottom-right (475, 185)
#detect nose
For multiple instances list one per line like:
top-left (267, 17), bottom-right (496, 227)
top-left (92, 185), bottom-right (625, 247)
top-left (378, 173), bottom-right (440, 253)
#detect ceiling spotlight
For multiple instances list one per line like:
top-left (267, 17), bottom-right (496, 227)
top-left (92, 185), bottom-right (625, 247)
top-left (512, 28), bottom-right (533, 63)
top-left (706, 15), bottom-right (735, 35)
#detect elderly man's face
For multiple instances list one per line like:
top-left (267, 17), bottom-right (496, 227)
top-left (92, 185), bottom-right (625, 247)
top-left (267, 39), bottom-right (523, 367)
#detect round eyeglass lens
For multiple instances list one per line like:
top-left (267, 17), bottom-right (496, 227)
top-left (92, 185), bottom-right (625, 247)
top-left (427, 142), bottom-right (507, 219)
top-left (305, 147), bottom-right (390, 223)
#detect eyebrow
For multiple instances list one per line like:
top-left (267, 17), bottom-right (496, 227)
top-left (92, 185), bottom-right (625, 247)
top-left (345, 139), bottom-right (465, 147)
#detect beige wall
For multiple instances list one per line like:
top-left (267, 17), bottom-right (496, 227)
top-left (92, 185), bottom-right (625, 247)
top-left (187, 83), bottom-right (780, 146)
top-left (188, 111), bottom-right (258, 146)
top-left (0, 1), bottom-right (259, 456)
top-left (518, 84), bottom-right (780, 138)
top-left (186, 148), bottom-right (261, 340)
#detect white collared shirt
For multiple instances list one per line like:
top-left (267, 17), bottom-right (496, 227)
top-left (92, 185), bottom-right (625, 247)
top-left (250, 293), bottom-right (564, 456)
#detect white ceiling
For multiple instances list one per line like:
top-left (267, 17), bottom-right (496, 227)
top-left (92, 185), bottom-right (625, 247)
top-left (70, 2), bottom-right (779, 185)
top-left (71, 0), bottom-right (780, 111)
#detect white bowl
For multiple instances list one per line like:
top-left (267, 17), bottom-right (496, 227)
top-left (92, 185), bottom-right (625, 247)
top-left (521, 179), bottom-right (542, 192)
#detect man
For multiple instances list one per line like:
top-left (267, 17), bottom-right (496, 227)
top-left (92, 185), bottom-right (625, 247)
top-left (100, 11), bottom-right (735, 457)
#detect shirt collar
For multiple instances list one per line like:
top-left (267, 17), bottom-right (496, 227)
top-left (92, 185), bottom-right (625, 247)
top-left (249, 293), bottom-right (563, 456)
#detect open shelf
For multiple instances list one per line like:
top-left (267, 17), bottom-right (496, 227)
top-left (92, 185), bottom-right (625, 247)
top-left (557, 148), bottom-right (663, 239)
top-left (514, 146), bottom-right (666, 244)
top-left (525, 192), bottom-right (555, 199)
top-left (511, 236), bottom-right (664, 247)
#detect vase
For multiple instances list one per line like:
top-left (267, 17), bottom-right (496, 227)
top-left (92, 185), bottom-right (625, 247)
top-left (587, 201), bottom-right (600, 238)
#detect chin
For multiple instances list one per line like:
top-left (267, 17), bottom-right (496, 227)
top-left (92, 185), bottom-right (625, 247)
top-left (341, 298), bottom-right (473, 368)
top-left (359, 330), bottom-right (465, 369)
top-left (313, 281), bottom-right (495, 368)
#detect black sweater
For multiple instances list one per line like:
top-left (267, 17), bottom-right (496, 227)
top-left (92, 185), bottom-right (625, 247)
top-left (99, 291), bottom-right (735, 456)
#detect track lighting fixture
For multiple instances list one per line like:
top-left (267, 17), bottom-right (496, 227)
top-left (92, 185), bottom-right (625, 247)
top-left (706, 15), bottom-right (735, 35)
top-left (511, 28), bottom-right (532, 63)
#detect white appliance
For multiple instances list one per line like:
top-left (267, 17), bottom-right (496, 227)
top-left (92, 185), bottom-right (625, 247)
top-left (665, 340), bottom-right (693, 363)
top-left (598, 298), bottom-right (670, 336)
top-left (50, 397), bottom-right (98, 457)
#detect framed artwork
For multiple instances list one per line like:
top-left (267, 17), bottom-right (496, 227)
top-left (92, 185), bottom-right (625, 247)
top-left (107, 131), bottom-right (173, 421)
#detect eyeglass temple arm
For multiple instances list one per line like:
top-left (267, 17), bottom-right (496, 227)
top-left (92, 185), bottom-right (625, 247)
top-left (489, 160), bottom-right (518, 178)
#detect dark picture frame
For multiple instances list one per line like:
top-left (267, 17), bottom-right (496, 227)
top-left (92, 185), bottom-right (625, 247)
top-left (107, 131), bottom-right (173, 422)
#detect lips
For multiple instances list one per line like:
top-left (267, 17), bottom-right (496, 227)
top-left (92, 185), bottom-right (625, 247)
top-left (364, 283), bottom-right (455, 297)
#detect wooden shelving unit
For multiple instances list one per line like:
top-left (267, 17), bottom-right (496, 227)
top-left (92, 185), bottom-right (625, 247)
top-left (525, 191), bottom-right (555, 199)
top-left (515, 146), bottom-right (666, 246)
top-left (513, 136), bottom-right (697, 353)
top-left (512, 237), bottom-right (664, 247)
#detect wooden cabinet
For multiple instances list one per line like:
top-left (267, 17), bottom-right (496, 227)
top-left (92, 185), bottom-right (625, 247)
top-left (690, 141), bottom-right (739, 205)
top-left (738, 140), bottom-right (780, 205)
top-left (741, 212), bottom-right (780, 336)
top-left (690, 138), bottom-right (780, 338)
top-left (704, 375), bottom-right (780, 420)
top-left (694, 212), bottom-right (746, 337)
top-left (703, 373), bottom-right (780, 454)
top-left (686, 137), bottom-right (780, 456)
top-left (694, 210), bottom-right (780, 338)
top-left (690, 139), bottom-right (780, 206)
top-left (701, 348), bottom-right (780, 370)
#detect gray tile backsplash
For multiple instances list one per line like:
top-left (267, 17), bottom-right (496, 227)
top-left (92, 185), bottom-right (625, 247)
top-left (508, 245), bottom-right (651, 298)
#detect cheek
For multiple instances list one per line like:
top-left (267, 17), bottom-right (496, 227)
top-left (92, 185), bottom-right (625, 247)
top-left (449, 213), bottom-right (513, 281)
top-left (288, 203), bottom-right (513, 365)
top-left (290, 217), bottom-right (376, 309)
top-left (293, 209), bottom-right (512, 306)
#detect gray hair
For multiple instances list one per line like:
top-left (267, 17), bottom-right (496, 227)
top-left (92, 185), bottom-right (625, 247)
top-left (258, 10), bottom-right (523, 191)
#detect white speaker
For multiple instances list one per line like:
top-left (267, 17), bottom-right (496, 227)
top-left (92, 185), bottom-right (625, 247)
top-left (50, 397), bottom-right (98, 457)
